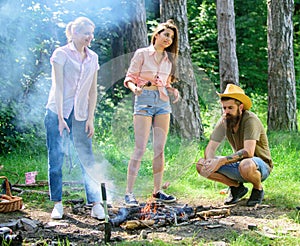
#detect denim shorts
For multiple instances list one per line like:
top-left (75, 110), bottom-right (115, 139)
top-left (134, 88), bottom-right (172, 117)
top-left (217, 157), bottom-right (271, 183)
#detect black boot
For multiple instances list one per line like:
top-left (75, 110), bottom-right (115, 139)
top-left (247, 188), bottom-right (264, 206)
top-left (224, 183), bottom-right (248, 205)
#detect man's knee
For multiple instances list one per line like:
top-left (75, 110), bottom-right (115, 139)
top-left (196, 165), bottom-right (210, 178)
top-left (239, 158), bottom-right (256, 171)
top-left (239, 159), bottom-right (261, 180)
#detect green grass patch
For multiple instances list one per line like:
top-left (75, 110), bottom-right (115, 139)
top-left (0, 103), bottom-right (299, 245)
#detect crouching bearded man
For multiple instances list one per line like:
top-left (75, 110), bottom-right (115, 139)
top-left (196, 84), bottom-right (273, 206)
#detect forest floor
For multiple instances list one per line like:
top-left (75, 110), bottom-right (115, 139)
top-left (1, 195), bottom-right (299, 245)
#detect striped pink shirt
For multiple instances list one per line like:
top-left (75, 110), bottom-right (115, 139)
top-left (124, 45), bottom-right (172, 89)
top-left (46, 42), bottom-right (99, 121)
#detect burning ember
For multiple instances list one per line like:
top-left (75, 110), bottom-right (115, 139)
top-left (140, 199), bottom-right (157, 219)
top-left (139, 198), bottom-right (192, 225)
top-left (110, 199), bottom-right (196, 230)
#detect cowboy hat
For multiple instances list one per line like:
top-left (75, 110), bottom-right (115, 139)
top-left (217, 84), bottom-right (252, 110)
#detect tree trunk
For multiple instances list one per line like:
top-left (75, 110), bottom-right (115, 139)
top-left (267, 0), bottom-right (298, 131)
top-left (160, 0), bottom-right (204, 139)
top-left (216, 0), bottom-right (239, 92)
top-left (125, 0), bottom-right (148, 53)
top-left (97, 1), bottom-right (129, 94)
top-left (98, 0), bottom-right (148, 97)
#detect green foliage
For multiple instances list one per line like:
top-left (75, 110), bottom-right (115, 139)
top-left (0, 0), bottom-right (299, 155)
top-left (0, 101), bottom-right (19, 154)
top-left (0, 1), bottom-right (58, 154)
top-left (235, 0), bottom-right (268, 94)
top-left (0, 0), bottom-right (128, 156)
top-left (188, 0), bottom-right (219, 87)
top-left (187, 0), bottom-right (300, 102)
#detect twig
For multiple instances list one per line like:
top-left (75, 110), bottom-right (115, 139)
top-left (12, 187), bottom-right (49, 196)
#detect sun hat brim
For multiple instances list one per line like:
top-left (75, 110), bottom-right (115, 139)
top-left (217, 92), bottom-right (252, 110)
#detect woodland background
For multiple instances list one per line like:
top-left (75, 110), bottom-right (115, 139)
top-left (0, 0), bottom-right (299, 155)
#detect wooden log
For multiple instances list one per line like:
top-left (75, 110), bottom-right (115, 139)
top-left (196, 208), bottom-right (230, 219)
top-left (121, 219), bottom-right (155, 230)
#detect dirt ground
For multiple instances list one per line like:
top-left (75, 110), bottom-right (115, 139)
top-left (1, 196), bottom-right (299, 246)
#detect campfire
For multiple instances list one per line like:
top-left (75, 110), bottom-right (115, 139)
top-left (107, 198), bottom-right (230, 231)
top-left (1, 180), bottom-right (234, 244)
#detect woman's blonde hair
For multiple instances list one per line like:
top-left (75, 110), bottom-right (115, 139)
top-left (65, 17), bottom-right (95, 43)
top-left (151, 19), bottom-right (179, 82)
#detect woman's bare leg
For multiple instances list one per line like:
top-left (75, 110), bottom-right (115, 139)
top-left (126, 115), bottom-right (152, 194)
top-left (152, 114), bottom-right (170, 194)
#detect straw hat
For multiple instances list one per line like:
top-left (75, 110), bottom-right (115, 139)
top-left (217, 84), bottom-right (252, 110)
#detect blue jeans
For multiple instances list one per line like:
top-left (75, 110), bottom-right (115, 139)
top-left (44, 109), bottom-right (101, 204)
top-left (217, 157), bottom-right (271, 183)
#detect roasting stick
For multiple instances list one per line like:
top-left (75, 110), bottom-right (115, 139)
top-left (101, 183), bottom-right (111, 243)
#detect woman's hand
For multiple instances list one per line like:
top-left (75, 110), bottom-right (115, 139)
top-left (172, 88), bottom-right (180, 103)
top-left (167, 87), bottom-right (180, 103)
top-left (127, 81), bottom-right (142, 96)
top-left (85, 119), bottom-right (95, 138)
top-left (134, 86), bottom-right (143, 96)
top-left (58, 119), bottom-right (70, 137)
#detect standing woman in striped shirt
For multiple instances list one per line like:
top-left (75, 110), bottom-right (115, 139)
top-left (123, 20), bottom-right (180, 206)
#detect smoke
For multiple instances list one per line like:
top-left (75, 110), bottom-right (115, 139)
top-left (0, 0), bottom-right (219, 202)
top-left (96, 51), bottom-right (219, 198)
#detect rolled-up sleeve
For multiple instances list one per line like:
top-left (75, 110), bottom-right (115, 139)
top-left (50, 49), bottom-right (67, 65)
top-left (124, 50), bottom-right (144, 88)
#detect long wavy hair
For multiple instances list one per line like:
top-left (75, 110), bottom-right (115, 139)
top-left (151, 19), bottom-right (179, 82)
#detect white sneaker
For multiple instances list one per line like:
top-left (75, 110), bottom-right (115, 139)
top-left (91, 203), bottom-right (105, 220)
top-left (51, 203), bottom-right (63, 219)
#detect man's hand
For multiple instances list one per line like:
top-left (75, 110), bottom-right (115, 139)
top-left (197, 158), bottom-right (221, 177)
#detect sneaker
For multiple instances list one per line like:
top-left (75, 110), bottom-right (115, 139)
top-left (247, 188), bottom-right (264, 206)
top-left (51, 203), bottom-right (63, 219)
top-left (224, 184), bottom-right (248, 205)
top-left (91, 203), bottom-right (105, 220)
top-left (153, 190), bottom-right (176, 203)
top-left (125, 193), bottom-right (139, 207)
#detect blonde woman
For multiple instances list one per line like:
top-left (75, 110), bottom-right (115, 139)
top-left (45, 17), bottom-right (104, 219)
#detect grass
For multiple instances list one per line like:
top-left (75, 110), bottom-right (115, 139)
top-left (0, 102), bottom-right (299, 245)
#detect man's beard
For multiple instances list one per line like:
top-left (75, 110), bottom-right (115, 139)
top-left (225, 110), bottom-right (241, 130)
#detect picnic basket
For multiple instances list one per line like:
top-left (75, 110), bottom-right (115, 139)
top-left (0, 176), bottom-right (23, 212)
